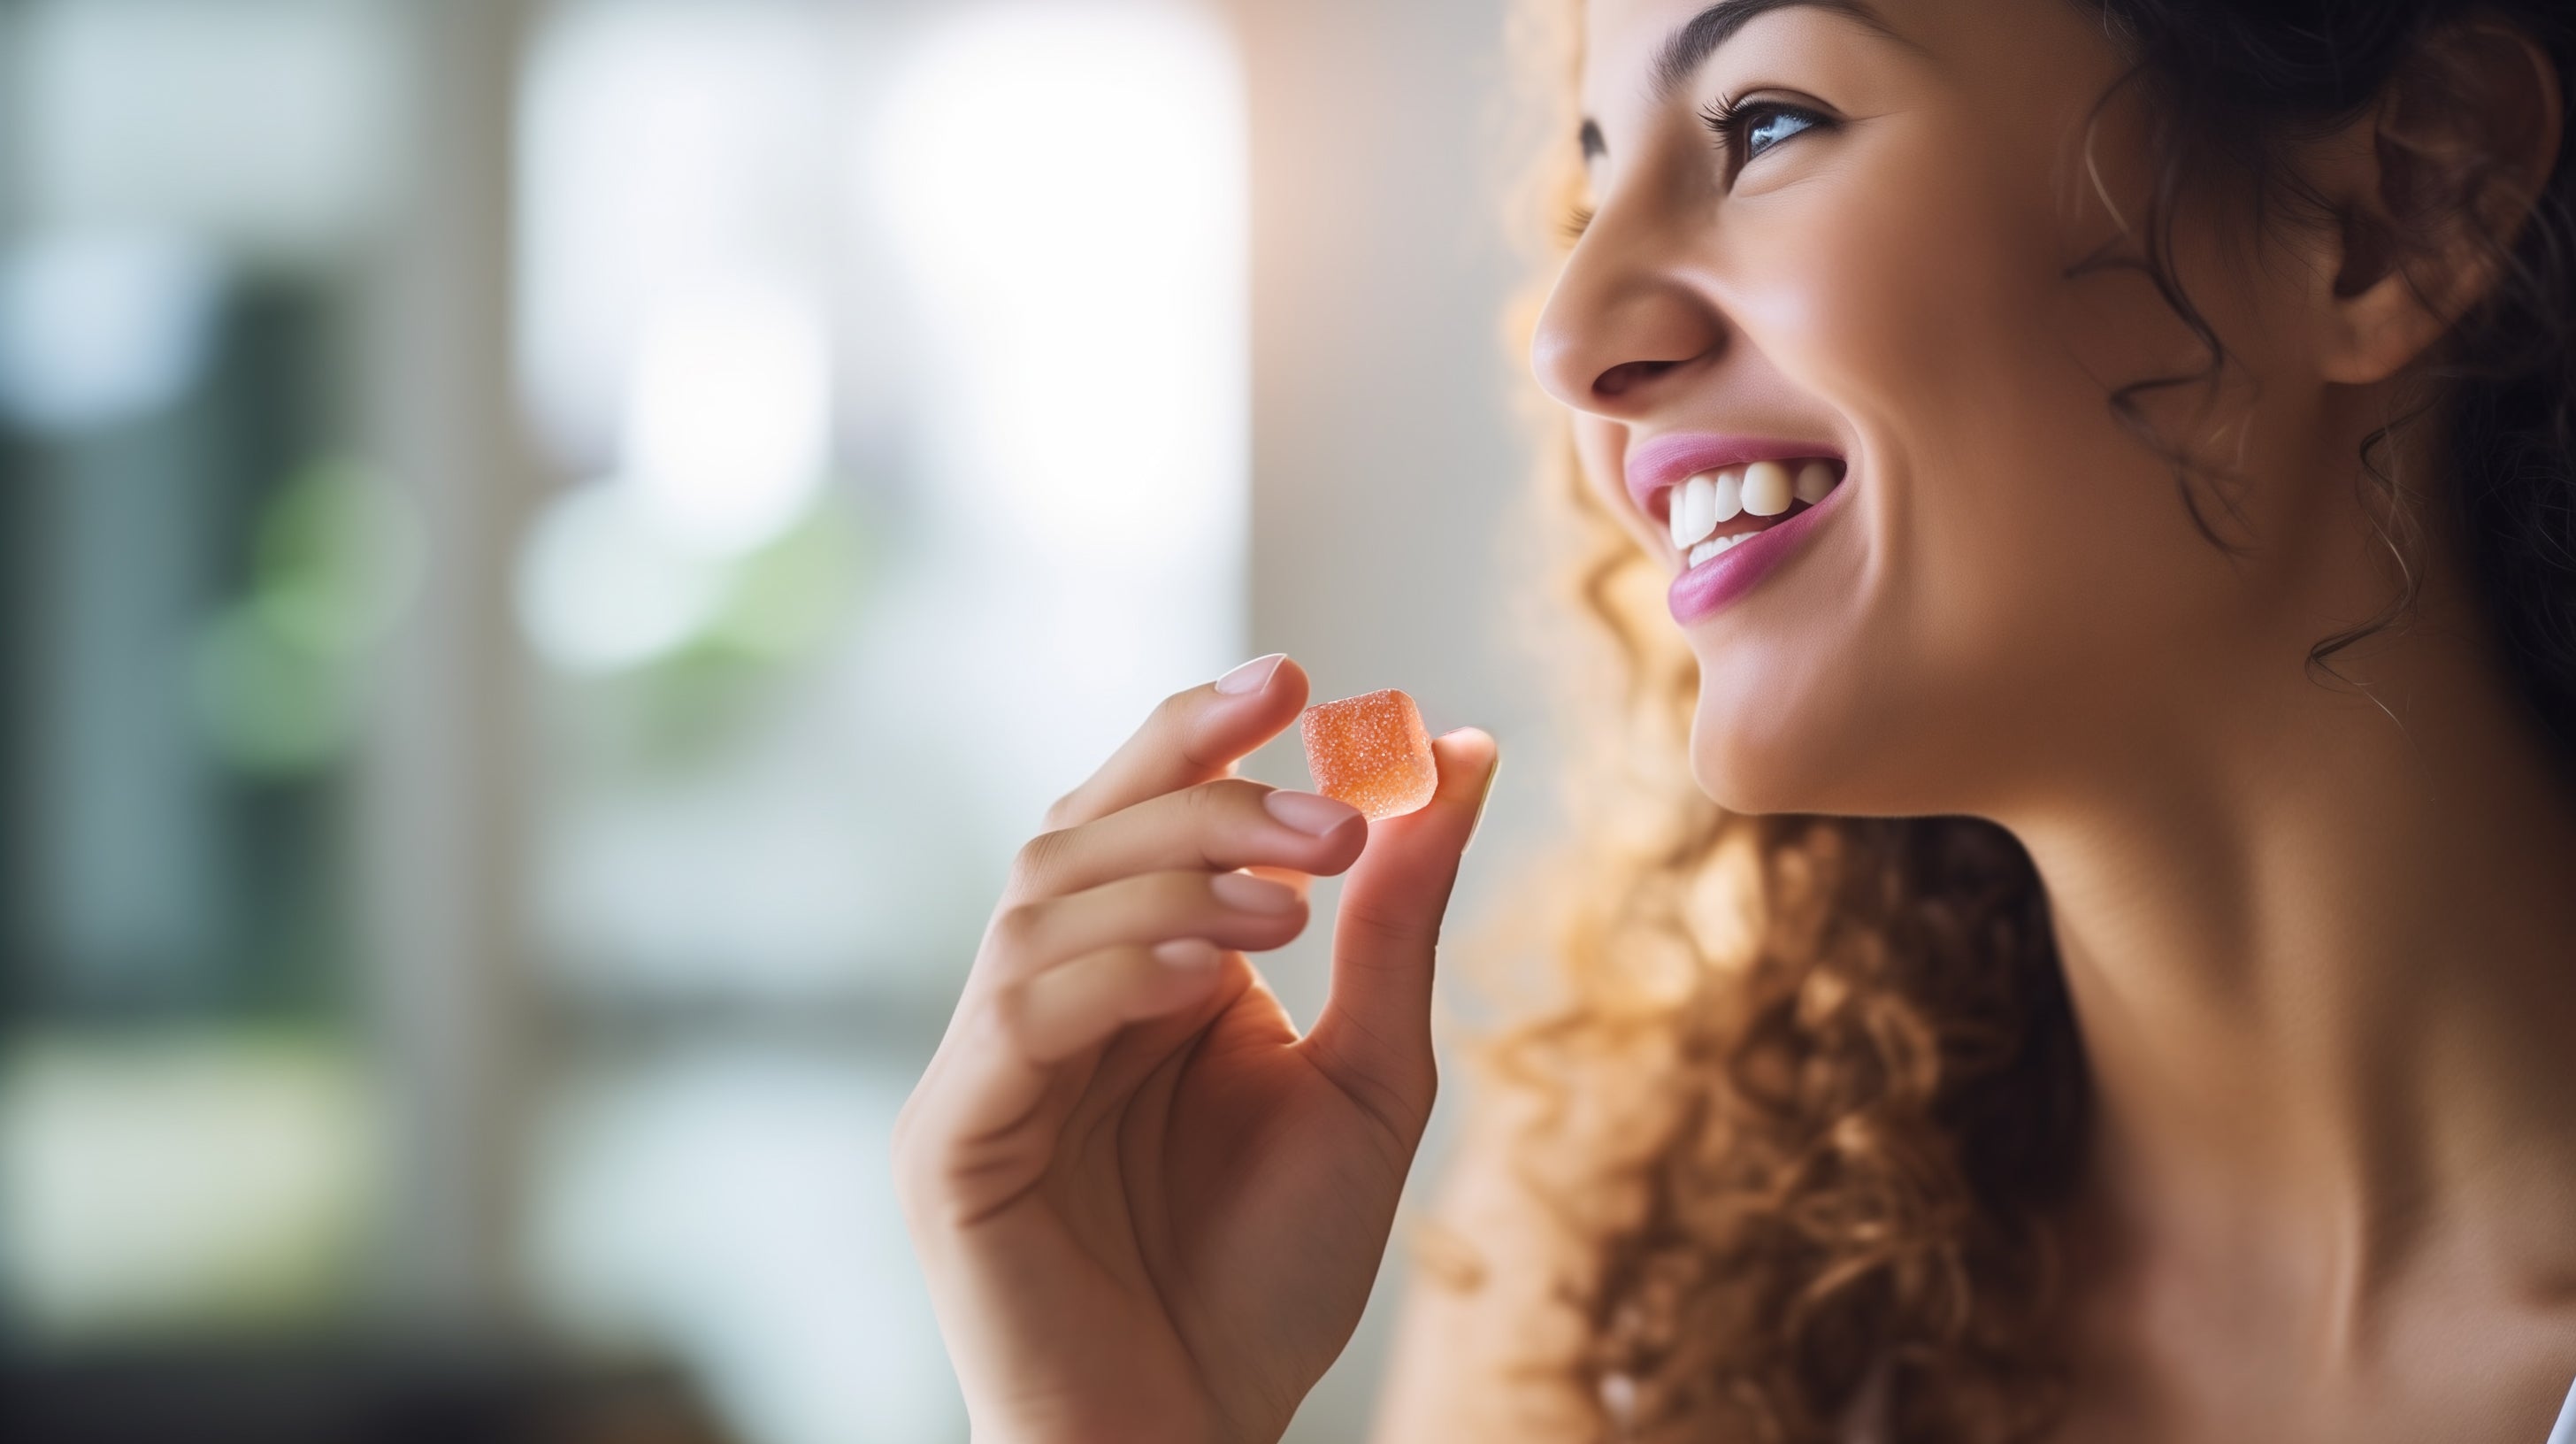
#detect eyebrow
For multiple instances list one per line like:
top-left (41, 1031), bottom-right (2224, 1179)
top-left (1580, 0), bottom-right (1911, 160)
top-left (1652, 0), bottom-right (1912, 97)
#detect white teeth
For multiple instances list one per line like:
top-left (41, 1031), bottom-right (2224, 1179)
top-left (1741, 459), bottom-right (1793, 517)
top-left (1666, 457), bottom-right (1844, 565)
top-left (1794, 459), bottom-right (1838, 504)
top-left (1712, 466), bottom-right (1743, 523)
top-left (1687, 532), bottom-right (1752, 566)
top-left (1669, 472), bottom-right (1719, 548)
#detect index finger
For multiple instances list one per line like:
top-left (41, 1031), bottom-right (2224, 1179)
top-left (1042, 653), bottom-right (1309, 830)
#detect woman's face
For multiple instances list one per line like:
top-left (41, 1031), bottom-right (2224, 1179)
top-left (1538, 0), bottom-right (2363, 818)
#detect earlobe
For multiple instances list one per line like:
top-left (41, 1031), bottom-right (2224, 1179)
top-left (2316, 214), bottom-right (2455, 388)
top-left (2311, 100), bottom-right (2487, 388)
top-left (2295, 91), bottom-right (2435, 388)
top-left (2312, 21), bottom-right (2564, 388)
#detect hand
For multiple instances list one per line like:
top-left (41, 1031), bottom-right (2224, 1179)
top-left (893, 654), bottom-right (1499, 1444)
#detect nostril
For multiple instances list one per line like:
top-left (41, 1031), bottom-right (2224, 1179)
top-left (1594, 358), bottom-right (1677, 397)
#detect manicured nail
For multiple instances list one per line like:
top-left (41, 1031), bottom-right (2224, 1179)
top-left (1210, 871), bottom-right (1301, 913)
top-left (1263, 789), bottom-right (1362, 837)
top-left (1154, 938), bottom-right (1220, 970)
top-left (1463, 744), bottom-right (1501, 855)
top-left (1215, 653), bottom-right (1286, 695)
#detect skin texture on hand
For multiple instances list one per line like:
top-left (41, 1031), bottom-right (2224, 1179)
top-left (894, 655), bottom-right (1497, 1444)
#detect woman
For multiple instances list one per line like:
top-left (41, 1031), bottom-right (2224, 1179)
top-left (895, 0), bottom-right (2576, 1438)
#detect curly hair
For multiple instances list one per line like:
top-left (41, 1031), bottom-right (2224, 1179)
top-left (1484, 2), bottom-right (2576, 1440)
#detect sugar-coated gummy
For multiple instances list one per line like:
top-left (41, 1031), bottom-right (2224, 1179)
top-left (1300, 688), bottom-right (1437, 820)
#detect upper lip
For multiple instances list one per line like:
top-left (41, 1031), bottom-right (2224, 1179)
top-left (1624, 433), bottom-right (1846, 523)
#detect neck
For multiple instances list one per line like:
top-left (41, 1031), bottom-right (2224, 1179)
top-left (2004, 576), bottom-right (2576, 1330)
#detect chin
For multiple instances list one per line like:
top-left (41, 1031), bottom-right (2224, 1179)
top-left (1685, 645), bottom-right (1957, 819)
top-left (1685, 663), bottom-right (1844, 817)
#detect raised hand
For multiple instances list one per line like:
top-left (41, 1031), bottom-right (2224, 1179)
top-left (894, 654), bottom-right (1498, 1444)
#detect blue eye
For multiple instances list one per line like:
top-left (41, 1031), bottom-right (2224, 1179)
top-left (1699, 97), bottom-right (1831, 177)
top-left (1742, 106), bottom-right (1816, 158)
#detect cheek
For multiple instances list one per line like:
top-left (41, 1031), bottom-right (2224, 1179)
top-left (1575, 415), bottom-right (1661, 550)
top-left (1690, 131), bottom-right (2232, 806)
top-left (1729, 143), bottom-right (2119, 611)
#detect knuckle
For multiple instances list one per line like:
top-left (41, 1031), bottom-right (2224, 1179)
top-left (989, 899), bottom-right (1048, 959)
top-left (1182, 780), bottom-right (1271, 869)
top-left (1011, 828), bottom-right (1073, 889)
top-left (1154, 693), bottom-right (1227, 774)
top-left (888, 1101), bottom-right (933, 1198)
top-left (1401, 1062), bottom-right (1442, 1118)
top-left (1178, 779), bottom-right (1236, 832)
top-left (1340, 899), bottom-right (1426, 956)
top-left (1152, 684), bottom-right (1200, 729)
top-left (1039, 789), bottom-right (1084, 833)
top-left (988, 982), bottom-right (1049, 1059)
top-left (1194, 776), bottom-right (1266, 816)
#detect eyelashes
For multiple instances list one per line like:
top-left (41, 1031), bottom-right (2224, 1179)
top-left (1698, 93), bottom-right (1831, 178)
top-left (1562, 92), bottom-right (1831, 242)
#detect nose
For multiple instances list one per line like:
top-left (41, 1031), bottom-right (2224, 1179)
top-left (1530, 201), bottom-right (1729, 419)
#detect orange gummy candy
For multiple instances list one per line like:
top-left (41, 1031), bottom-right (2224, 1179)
top-left (1300, 688), bottom-right (1437, 820)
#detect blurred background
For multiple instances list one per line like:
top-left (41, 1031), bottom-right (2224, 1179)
top-left (0, 0), bottom-right (1555, 1439)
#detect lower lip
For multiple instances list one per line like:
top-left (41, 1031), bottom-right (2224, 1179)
top-left (1665, 476), bottom-right (1853, 625)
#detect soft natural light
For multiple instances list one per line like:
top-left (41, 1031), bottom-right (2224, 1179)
top-left (516, 0), bottom-right (837, 478)
top-left (866, 0), bottom-right (1250, 809)
top-left (513, 3), bottom-right (1251, 1441)
top-left (513, 0), bottom-right (846, 671)
top-left (873, 1), bottom-right (1246, 569)
top-left (0, 230), bottom-right (219, 434)
top-left (622, 283), bottom-right (832, 557)
top-left (517, 483), bottom-right (726, 673)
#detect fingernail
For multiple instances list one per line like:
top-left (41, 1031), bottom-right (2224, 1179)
top-left (1210, 871), bottom-right (1301, 913)
top-left (1154, 938), bottom-right (1220, 970)
top-left (1215, 653), bottom-right (1286, 695)
top-left (1263, 789), bottom-right (1362, 837)
top-left (1464, 747), bottom-right (1501, 855)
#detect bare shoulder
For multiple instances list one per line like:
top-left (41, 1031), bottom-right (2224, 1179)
top-left (1369, 1067), bottom-right (1599, 1444)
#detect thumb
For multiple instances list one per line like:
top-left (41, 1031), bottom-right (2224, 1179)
top-left (1302, 727), bottom-right (1499, 1133)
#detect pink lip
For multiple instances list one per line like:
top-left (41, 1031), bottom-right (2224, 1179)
top-left (1624, 433), bottom-right (1845, 523)
top-left (1666, 466), bottom-right (1856, 625)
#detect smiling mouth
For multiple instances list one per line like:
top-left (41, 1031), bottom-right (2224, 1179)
top-left (1662, 457), bottom-right (1846, 568)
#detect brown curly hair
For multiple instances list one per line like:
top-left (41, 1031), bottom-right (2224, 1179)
top-left (1481, 2), bottom-right (2576, 1440)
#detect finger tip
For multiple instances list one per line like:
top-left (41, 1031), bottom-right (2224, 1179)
top-left (1266, 654), bottom-right (1314, 711)
top-left (1431, 727), bottom-right (1499, 786)
top-left (1362, 729), bottom-right (1494, 844)
top-left (1201, 653), bottom-right (1311, 748)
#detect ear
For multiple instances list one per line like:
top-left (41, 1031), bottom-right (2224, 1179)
top-left (2307, 20), bottom-right (2564, 387)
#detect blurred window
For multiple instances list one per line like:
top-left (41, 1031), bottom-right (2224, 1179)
top-left (512, 3), bottom-right (1249, 1441)
top-left (0, 0), bottom-right (405, 1347)
top-left (1, 1), bottom-right (1250, 1441)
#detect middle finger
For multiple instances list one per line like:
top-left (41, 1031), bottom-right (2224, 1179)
top-left (1008, 778), bottom-right (1366, 901)
top-left (985, 868), bottom-right (1309, 985)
